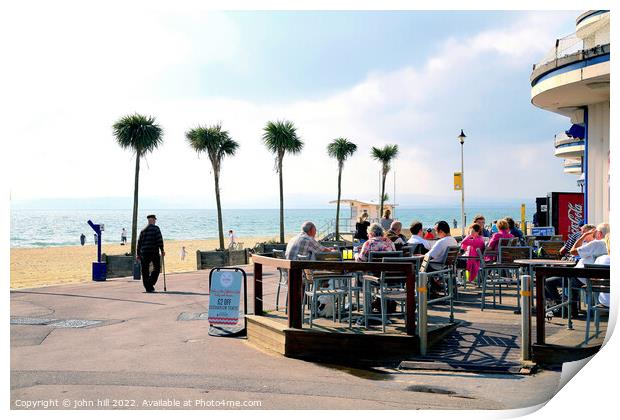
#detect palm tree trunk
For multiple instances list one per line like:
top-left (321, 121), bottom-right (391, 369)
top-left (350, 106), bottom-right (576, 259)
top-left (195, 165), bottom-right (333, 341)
top-left (213, 169), bottom-right (225, 250)
top-left (380, 170), bottom-right (387, 220)
top-left (130, 151), bottom-right (141, 256)
top-left (335, 163), bottom-right (342, 240)
top-left (278, 155), bottom-right (285, 244)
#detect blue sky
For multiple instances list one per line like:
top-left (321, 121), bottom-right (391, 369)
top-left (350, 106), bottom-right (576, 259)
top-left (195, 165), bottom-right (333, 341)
top-left (4, 7), bottom-right (582, 209)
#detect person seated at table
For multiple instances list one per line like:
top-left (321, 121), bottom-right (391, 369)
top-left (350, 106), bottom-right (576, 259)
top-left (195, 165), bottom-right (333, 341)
top-left (459, 223), bottom-right (485, 282)
top-left (385, 221), bottom-right (407, 248)
top-left (426, 221), bottom-right (458, 296)
top-left (544, 223), bottom-right (610, 313)
top-left (485, 219), bottom-right (513, 261)
top-left (356, 223), bottom-right (395, 262)
top-left (380, 209), bottom-right (393, 231)
top-left (473, 214), bottom-right (492, 238)
top-left (285, 221), bottom-right (332, 260)
top-left (407, 220), bottom-right (431, 254)
top-left (491, 220), bottom-right (499, 234)
top-left (353, 213), bottom-right (371, 243)
top-left (506, 217), bottom-right (524, 243)
top-left (561, 223), bottom-right (595, 259)
top-left (424, 228), bottom-right (436, 240)
top-left (595, 233), bottom-right (610, 307)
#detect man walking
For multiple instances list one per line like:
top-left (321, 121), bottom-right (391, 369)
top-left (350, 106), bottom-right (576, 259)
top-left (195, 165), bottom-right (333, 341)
top-left (137, 214), bottom-right (165, 293)
top-left (121, 228), bottom-right (127, 246)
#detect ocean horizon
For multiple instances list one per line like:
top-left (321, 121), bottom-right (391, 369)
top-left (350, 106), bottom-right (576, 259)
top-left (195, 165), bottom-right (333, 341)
top-left (11, 205), bottom-right (535, 248)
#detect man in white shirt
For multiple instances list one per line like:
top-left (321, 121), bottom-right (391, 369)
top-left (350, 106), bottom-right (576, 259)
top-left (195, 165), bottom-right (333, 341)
top-left (407, 220), bottom-right (431, 253)
top-left (545, 223), bottom-right (609, 310)
top-left (427, 221), bottom-right (458, 271)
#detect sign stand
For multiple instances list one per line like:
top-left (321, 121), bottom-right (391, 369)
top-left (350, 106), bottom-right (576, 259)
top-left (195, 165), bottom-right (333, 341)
top-left (208, 267), bottom-right (248, 337)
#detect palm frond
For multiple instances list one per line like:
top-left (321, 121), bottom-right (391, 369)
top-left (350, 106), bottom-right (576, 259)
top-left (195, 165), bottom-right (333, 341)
top-left (262, 120), bottom-right (304, 155)
top-left (327, 137), bottom-right (357, 163)
top-left (113, 113), bottom-right (163, 155)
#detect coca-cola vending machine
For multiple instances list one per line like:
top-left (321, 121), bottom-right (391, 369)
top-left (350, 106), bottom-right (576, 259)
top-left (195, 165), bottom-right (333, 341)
top-left (548, 192), bottom-right (584, 240)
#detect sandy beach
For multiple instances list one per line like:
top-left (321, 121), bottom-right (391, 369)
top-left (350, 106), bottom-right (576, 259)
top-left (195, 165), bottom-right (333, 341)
top-left (10, 235), bottom-right (281, 289)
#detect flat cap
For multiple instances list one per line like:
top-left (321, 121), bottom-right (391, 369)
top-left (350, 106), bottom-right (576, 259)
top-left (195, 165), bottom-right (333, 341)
top-left (146, 214), bottom-right (157, 220)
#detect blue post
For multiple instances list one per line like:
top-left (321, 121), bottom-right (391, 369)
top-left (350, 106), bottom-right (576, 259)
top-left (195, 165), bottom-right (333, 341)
top-left (87, 220), bottom-right (106, 281)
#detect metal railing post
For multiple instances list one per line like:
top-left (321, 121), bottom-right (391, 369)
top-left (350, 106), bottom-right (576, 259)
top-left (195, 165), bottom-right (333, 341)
top-left (520, 274), bottom-right (532, 362)
top-left (417, 272), bottom-right (428, 356)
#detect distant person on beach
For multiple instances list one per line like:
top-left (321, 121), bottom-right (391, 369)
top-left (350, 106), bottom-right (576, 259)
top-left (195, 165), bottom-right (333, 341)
top-left (407, 221), bottom-right (431, 254)
top-left (180, 246), bottom-right (188, 261)
top-left (285, 221), bottom-right (332, 260)
top-left (459, 223), bottom-right (485, 282)
top-left (486, 219), bottom-right (513, 261)
top-left (354, 213), bottom-right (371, 243)
top-left (473, 214), bottom-right (492, 237)
top-left (80, 233), bottom-right (86, 246)
top-left (228, 230), bottom-right (238, 249)
top-left (137, 214), bottom-right (165, 293)
top-left (385, 221), bottom-right (407, 248)
top-left (380, 209), bottom-right (393, 231)
top-left (453, 219), bottom-right (458, 229)
top-left (121, 228), bottom-right (127, 245)
top-left (356, 223), bottom-right (395, 262)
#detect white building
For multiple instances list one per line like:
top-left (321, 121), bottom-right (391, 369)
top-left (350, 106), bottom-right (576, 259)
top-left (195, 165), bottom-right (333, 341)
top-left (530, 10), bottom-right (610, 225)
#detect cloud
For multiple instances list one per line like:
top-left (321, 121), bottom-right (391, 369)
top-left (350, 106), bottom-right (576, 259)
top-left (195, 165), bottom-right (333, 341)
top-left (4, 10), bottom-right (578, 207)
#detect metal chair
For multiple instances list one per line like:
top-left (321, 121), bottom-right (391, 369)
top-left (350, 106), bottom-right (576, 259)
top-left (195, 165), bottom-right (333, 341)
top-left (479, 246), bottom-right (531, 311)
top-left (583, 266), bottom-right (610, 344)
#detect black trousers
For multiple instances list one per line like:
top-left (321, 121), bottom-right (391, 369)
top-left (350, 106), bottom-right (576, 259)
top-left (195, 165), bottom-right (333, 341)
top-left (141, 253), bottom-right (161, 291)
top-left (544, 276), bottom-right (582, 304)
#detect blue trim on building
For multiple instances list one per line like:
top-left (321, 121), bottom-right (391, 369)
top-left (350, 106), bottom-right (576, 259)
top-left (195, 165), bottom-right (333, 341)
top-left (576, 10), bottom-right (609, 26)
top-left (584, 107), bottom-right (589, 223)
top-left (555, 141), bottom-right (585, 149)
top-left (533, 53), bottom-right (610, 86)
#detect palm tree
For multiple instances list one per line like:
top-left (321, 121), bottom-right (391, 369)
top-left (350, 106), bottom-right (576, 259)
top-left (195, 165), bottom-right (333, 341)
top-left (186, 124), bottom-right (239, 250)
top-left (327, 138), bottom-right (357, 240)
top-left (113, 113), bottom-right (163, 256)
top-left (371, 144), bottom-right (399, 218)
top-left (262, 120), bottom-right (304, 243)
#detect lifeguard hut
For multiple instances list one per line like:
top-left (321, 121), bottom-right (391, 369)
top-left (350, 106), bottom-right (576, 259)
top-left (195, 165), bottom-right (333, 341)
top-left (320, 199), bottom-right (396, 241)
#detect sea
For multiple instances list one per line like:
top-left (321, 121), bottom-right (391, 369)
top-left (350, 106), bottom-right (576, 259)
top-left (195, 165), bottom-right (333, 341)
top-left (10, 206), bottom-right (535, 248)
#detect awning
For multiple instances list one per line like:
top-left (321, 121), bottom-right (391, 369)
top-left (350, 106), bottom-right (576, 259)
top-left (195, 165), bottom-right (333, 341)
top-left (565, 124), bottom-right (585, 139)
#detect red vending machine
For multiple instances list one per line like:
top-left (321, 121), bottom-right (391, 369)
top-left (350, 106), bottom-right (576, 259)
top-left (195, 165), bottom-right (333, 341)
top-left (549, 192), bottom-right (584, 240)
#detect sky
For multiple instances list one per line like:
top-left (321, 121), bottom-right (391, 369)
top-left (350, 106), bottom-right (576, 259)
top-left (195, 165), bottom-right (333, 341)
top-left (3, 3), bottom-right (582, 209)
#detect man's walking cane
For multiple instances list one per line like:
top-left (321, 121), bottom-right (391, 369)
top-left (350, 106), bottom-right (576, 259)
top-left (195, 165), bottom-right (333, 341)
top-left (162, 253), bottom-right (167, 292)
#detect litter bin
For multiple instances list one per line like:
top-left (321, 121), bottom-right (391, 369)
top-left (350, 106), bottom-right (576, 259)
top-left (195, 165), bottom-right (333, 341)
top-left (133, 261), bottom-right (141, 280)
top-left (92, 262), bottom-right (107, 281)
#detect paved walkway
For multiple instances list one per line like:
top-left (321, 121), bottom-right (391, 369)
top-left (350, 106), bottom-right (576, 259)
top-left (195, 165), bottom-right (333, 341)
top-left (11, 267), bottom-right (562, 410)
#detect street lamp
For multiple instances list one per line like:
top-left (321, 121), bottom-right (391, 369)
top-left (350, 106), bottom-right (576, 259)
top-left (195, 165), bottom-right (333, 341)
top-left (458, 129), bottom-right (466, 237)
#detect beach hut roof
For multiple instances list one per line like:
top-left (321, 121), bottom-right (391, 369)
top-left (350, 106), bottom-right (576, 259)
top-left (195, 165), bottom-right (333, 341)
top-left (329, 199), bottom-right (398, 207)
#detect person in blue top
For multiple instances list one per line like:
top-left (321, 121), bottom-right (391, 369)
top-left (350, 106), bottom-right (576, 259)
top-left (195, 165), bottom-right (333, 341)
top-left (473, 214), bottom-right (491, 238)
top-left (506, 217), bottom-right (523, 243)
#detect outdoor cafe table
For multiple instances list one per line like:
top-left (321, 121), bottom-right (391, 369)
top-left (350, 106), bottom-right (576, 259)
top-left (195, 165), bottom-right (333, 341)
top-left (513, 259), bottom-right (577, 279)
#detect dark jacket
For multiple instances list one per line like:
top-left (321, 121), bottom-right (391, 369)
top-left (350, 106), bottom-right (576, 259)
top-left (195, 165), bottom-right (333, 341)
top-left (137, 224), bottom-right (164, 257)
top-left (354, 221), bottom-right (370, 241)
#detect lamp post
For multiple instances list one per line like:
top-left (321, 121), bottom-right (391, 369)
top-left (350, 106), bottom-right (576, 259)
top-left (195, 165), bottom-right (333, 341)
top-left (458, 129), bottom-right (466, 237)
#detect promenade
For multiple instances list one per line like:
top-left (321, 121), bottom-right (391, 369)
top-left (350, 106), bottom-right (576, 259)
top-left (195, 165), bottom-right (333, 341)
top-left (11, 266), bottom-right (562, 410)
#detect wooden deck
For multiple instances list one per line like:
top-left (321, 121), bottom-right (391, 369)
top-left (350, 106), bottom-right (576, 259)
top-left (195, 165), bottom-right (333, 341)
top-left (243, 261), bottom-right (607, 370)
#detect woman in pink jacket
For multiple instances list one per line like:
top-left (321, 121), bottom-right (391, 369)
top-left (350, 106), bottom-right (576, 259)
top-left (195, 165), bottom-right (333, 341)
top-left (460, 223), bottom-right (485, 282)
top-left (485, 219), bottom-right (514, 261)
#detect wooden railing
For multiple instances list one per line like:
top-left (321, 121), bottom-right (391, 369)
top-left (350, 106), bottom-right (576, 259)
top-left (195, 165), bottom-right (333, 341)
top-left (534, 266), bottom-right (610, 346)
top-left (251, 254), bottom-right (417, 335)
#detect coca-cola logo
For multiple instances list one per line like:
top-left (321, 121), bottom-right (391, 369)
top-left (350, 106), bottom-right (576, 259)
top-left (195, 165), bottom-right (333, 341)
top-left (567, 203), bottom-right (583, 235)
